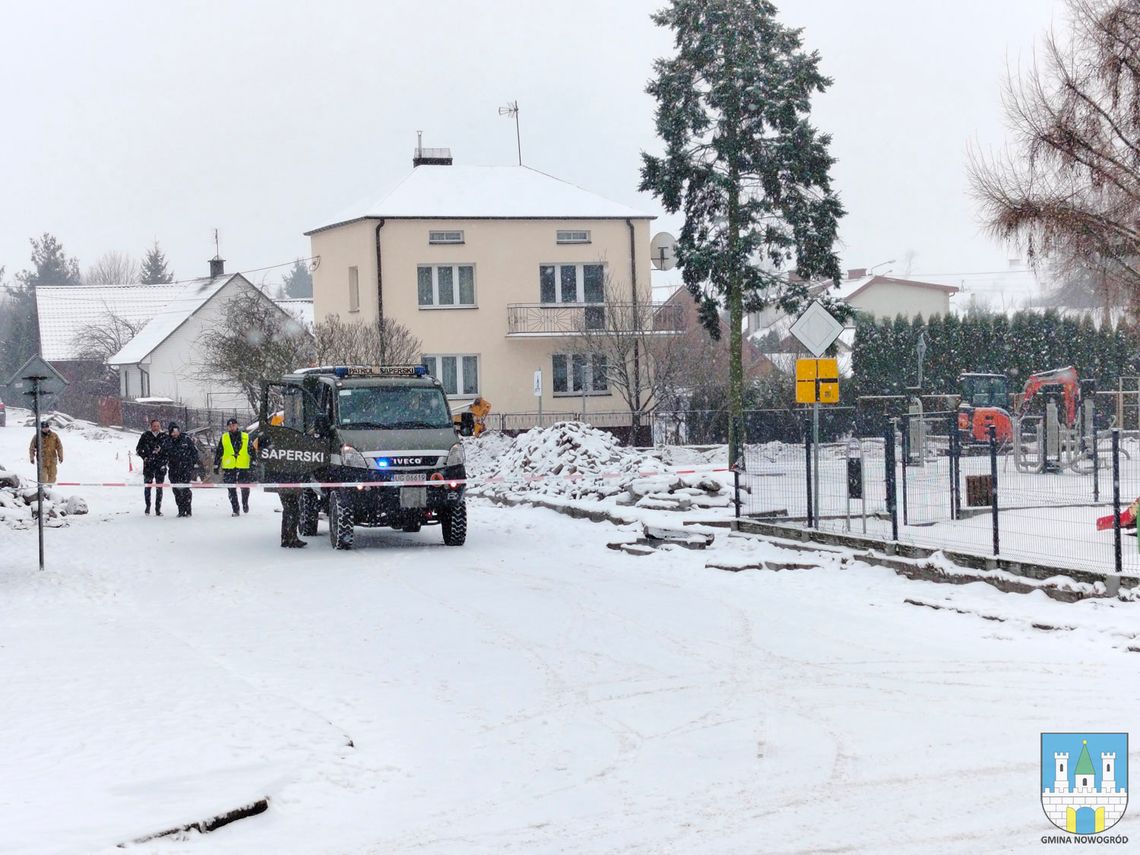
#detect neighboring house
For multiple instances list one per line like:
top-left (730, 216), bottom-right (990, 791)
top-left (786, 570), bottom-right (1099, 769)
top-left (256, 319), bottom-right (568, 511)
top-left (306, 149), bottom-right (671, 417)
top-left (275, 297), bottom-right (314, 327)
top-left (108, 268), bottom-right (302, 409)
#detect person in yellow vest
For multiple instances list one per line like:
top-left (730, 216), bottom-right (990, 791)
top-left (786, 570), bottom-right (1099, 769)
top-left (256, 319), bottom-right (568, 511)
top-left (214, 417), bottom-right (254, 517)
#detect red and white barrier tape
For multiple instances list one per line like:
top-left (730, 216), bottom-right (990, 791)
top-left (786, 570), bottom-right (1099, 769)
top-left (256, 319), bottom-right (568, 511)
top-left (51, 466), bottom-right (733, 491)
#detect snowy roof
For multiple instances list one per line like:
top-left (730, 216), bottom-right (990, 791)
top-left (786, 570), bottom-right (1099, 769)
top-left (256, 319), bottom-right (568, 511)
top-left (815, 274), bottom-right (959, 303)
top-left (35, 283), bottom-right (184, 361)
top-left (109, 275), bottom-right (244, 365)
top-left (274, 298), bottom-right (313, 327)
top-left (307, 164), bottom-right (653, 233)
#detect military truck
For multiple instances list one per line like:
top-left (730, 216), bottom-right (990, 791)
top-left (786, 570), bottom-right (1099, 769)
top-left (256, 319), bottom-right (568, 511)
top-left (256, 365), bottom-right (471, 549)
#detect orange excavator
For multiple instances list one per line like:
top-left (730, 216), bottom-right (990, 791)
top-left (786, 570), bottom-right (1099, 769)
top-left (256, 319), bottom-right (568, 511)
top-left (957, 366), bottom-right (1081, 445)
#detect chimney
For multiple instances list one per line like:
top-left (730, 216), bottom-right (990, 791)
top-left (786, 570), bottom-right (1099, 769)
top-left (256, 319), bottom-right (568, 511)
top-left (847, 267), bottom-right (867, 280)
top-left (413, 130), bottom-right (453, 167)
top-left (209, 256), bottom-right (225, 278)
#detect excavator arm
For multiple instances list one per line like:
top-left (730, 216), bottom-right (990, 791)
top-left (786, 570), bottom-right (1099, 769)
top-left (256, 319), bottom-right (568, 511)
top-left (1016, 366), bottom-right (1080, 426)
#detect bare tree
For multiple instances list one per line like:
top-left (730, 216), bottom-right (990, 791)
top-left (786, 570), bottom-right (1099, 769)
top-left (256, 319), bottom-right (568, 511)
top-left (565, 280), bottom-right (689, 439)
top-left (85, 251), bottom-right (140, 286)
top-left (969, 0), bottom-right (1140, 308)
top-left (72, 307), bottom-right (143, 363)
top-left (313, 314), bottom-right (422, 366)
top-left (197, 289), bottom-right (315, 411)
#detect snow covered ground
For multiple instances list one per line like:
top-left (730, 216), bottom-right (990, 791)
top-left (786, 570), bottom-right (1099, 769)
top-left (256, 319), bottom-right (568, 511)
top-left (1, 410), bottom-right (1139, 853)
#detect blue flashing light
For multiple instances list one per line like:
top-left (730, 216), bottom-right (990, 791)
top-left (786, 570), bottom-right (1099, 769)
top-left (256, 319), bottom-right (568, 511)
top-left (333, 366), bottom-right (349, 378)
top-left (375, 458), bottom-right (390, 469)
top-left (413, 365), bottom-right (428, 376)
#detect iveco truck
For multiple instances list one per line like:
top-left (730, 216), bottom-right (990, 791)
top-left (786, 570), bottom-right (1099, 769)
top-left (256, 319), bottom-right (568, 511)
top-left (257, 365), bottom-right (470, 549)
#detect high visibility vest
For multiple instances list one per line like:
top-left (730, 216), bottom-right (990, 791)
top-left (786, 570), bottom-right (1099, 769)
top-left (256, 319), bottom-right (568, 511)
top-left (221, 431), bottom-right (251, 469)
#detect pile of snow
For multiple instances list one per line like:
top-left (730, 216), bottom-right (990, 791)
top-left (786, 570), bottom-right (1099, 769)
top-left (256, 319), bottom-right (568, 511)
top-left (467, 422), bottom-right (728, 508)
top-left (0, 466), bottom-right (87, 529)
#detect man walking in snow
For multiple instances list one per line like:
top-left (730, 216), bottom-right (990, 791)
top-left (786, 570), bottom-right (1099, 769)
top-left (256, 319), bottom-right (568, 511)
top-left (214, 417), bottom-right (254, 517)
top-left (136, 418), bottom-right (169, 515)
top-left (28, 419), bottom-right (63, 485)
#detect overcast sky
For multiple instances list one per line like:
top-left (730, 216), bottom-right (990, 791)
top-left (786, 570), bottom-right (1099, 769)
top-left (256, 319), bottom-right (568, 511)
top-left (0, 0), bottom-right (1065, 289)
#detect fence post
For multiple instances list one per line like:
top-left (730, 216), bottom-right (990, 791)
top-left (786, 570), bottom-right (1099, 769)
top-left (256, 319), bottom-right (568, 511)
top-left (805, 415), bottom-right (814, 528)
top-left (1112, 428), bottom-right (1122, 574)
top-left (884, 422), bottom-right (898, 542)
top-left (988, 423), bottom-right (999, 556)
top-left (900, 413), bottom-right (910, 526)
top-left (949, 414), bottom-right (961, 520)
top-left (1093, 427), bottom-right (1099, 503)
top-left (733, 465), bottom-right (742, 519)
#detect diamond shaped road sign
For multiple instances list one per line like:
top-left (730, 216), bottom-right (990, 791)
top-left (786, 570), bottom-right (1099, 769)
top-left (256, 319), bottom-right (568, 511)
top-left (6, 355), bottom-right (68, 398)
top-left (788, 301), bottom-right (844, 357)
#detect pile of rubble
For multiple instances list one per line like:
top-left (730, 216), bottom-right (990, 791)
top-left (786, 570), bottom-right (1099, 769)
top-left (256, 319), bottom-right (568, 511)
top-left (0, 466), bottom-right (87, 530)
top-left (465, 422), bottom-right (731, 510)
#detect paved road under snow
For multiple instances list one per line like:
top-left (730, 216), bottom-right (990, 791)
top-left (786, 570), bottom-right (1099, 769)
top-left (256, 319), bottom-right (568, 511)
top-left (1, 421), bottom-right (1138, 853)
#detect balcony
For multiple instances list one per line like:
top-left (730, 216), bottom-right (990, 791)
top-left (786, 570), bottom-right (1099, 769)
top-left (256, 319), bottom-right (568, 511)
top-left (506, 302), bottom-right (684, 337)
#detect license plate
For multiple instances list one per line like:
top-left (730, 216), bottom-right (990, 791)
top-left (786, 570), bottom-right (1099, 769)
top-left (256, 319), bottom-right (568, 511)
top-left (391, 472), bottom-right (425, 483)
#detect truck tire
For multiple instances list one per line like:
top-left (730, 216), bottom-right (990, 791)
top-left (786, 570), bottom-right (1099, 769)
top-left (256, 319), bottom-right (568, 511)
top-left (329, 489), bottom-right (354, 550)
top-left (440, 502), bottom-right (467, 546)
top-left (299, 490), bottom-right (320, 537)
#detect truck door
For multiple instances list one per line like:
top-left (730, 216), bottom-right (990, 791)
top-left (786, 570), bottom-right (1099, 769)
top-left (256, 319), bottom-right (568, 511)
top-left (257, 382), bottom-right (333, 483)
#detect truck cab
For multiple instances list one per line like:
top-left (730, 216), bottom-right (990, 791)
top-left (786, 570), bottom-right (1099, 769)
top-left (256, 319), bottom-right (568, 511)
top-left (258, 364), bottom-right (469, 549)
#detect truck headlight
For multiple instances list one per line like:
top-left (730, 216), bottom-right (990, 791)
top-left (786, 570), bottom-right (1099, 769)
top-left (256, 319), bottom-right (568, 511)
top-left (341, 444), bottom-right (369, 469)
top-left (446, 442), bottom-right (465, 466)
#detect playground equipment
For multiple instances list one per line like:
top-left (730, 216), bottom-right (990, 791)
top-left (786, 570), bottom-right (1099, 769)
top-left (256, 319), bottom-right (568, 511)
top-left (1010, 397), bottom-right (1103, 473)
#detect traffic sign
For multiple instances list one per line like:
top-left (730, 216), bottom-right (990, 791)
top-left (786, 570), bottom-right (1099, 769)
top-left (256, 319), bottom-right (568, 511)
top-left (795, 358), bottom-right (840, 404)
top-left (6, 355), bottom-right (68, 397)
top-left (789, 301), bottom-right (843, 357)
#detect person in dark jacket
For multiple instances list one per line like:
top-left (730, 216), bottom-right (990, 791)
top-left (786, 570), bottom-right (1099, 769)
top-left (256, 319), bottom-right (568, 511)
top-left (166, 423), bottom-right (201, 517)
top-left (135, 418), bottom-right (169, 515)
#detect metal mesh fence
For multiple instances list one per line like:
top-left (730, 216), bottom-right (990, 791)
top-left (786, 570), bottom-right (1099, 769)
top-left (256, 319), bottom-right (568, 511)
top-left (739, 401), bottom-right (1133, 577)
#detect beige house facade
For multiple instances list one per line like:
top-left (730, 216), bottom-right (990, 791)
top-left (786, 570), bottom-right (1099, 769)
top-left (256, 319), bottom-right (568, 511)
top-left (307, 163), bottom-right (660, 418)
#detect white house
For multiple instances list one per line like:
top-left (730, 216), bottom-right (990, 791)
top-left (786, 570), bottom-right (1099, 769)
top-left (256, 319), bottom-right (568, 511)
top-left (108, 270), bottom-right (304, 409)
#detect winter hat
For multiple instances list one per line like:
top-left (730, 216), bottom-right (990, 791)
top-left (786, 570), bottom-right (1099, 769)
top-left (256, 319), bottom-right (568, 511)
top-left (168, 422), bottom-right (180, 432)
top-left (40, 420), bottom-right (50, 428)
top-left (226, 418), bottom-right (239, 426)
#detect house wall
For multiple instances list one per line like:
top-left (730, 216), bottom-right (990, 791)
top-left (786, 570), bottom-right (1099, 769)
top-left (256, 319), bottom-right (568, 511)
top-left (849, 283), bottom-right (952, 319)
top-left (124, 279), bottom-right (264, 411)
top-left (311, 217), bottom-right (654, 415)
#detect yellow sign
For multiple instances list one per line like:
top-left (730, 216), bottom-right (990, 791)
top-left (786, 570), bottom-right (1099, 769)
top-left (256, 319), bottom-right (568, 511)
top-left (795, 358), bottom-right (840, 404)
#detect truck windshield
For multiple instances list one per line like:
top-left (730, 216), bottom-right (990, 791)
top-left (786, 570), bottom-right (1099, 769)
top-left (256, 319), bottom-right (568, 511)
top-left (336, 386), bottom-right (453, 429)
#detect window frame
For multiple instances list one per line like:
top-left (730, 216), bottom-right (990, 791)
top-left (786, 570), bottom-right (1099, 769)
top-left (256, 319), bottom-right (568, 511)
top-left (348, 265), bottom-right (360, 313)
top-left (428, 229), bottom-right (465, 245)
top-left (556, 229), bottom-right (591, 244)
top-left (417, 263), bottom-right (477, 309)
top-left (538, 262), bottom-right (606, 304)
top-left (551, 352), bottom-right (610, 396)
top-left (421, 353), bottom-right (481, 397)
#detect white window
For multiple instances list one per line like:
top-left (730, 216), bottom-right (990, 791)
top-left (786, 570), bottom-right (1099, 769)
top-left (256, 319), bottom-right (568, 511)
top-left (552, 353), bottom-right (608, 395)
top-left (556, 229), bottom-right (590, 244)
top-left (422, 354), bottom-right (480, 396)
top-left (348, 266), bottom-right (360, 312)
top-left (539, 263), bottom-right (605, 304)
top-left (429, 230), bottom-right (464, 244)
top-left (418, 264), bottom-right (476, 307)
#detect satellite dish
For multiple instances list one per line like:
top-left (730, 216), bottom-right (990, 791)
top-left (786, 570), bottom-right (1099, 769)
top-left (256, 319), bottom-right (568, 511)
top-left (650, 232), bottom-right (678, 271)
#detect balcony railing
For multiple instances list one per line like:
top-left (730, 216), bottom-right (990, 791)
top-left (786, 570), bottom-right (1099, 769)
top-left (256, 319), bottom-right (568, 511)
top-left (506, 302), bottom-right (684, 336)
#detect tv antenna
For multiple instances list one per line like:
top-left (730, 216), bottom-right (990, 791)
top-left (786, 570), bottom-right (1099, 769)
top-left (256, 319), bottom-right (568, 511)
top-left (498, 100), bottom-right (521, 165)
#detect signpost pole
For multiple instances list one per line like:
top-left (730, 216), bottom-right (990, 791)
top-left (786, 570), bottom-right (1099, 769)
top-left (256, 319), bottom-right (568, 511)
top-left (32, 378), bottom-right (44, 572)
top-left (812, 402), bottom-right (820, 528)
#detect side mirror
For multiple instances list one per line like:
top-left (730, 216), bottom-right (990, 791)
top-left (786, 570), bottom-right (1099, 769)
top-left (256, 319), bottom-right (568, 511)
top-left (458, 412), bottom-right (475, 437)
top-left (314, 414), bottom-right (331, 436)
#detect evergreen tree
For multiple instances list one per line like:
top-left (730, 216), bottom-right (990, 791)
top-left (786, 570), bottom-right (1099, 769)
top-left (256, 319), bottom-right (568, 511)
top-left (139, 240), bottom-right (174, 284)
top-left (1, 234), bottom-right (82, 378)
top-left (282, 259), bottom-right (313, 298)
top-left (640, 0), bottom-right (844, 464)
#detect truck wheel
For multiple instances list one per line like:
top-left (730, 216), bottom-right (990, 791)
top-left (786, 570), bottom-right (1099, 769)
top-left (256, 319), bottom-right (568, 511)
top-left (440, 502), bottom-right (467, 546)
top-left (299, 490), bottom-right (320, 536)
top-left (329, 489), bottom-right (354, 550)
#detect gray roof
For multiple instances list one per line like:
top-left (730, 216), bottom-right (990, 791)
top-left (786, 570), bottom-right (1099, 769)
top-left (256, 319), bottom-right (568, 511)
top-left (109, 275), bottom-right (242, 365)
